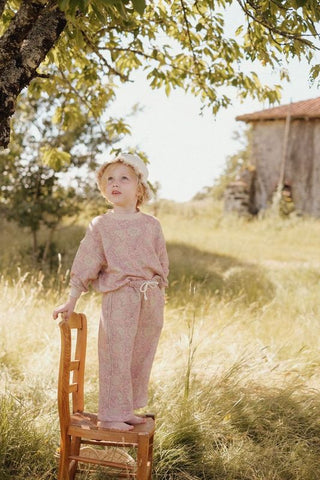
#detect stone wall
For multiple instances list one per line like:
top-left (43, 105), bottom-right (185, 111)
top-left (224, 169), bottom-right (256, 216)
top-left (250, 119), bottom-right (320, 216)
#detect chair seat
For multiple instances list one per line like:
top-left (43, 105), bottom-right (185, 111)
top-left (69, 412), bottom-right (155, 444)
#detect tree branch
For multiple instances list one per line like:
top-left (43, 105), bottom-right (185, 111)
top-left (99, 45), bottom-right (203, 77)
top-left (20, 2), bottom-right (66, 72)
top-left (99, 45), bottom-right (155, 61)
top-left (79, 27), bottom-right (129, 81)
top-left (236, 0), bottom-right (318, 48)
top-left (34, 72), bottom-right (51, 78)
top-left (180, 0), bottom-right (211, 94)
top-left (57, 67), bottom-right (117, 146)
top-left (0, 2), bottom-right (66, 148)
top-left (0, 0), bottom-right (46, 63)
top-left (180, 0), bottom-right (199, 71)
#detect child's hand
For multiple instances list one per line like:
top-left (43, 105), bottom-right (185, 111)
top-left (52, 296), bottom-right (78, 320)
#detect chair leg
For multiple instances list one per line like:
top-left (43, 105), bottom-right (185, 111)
top-left (136, 435), bottom-right (150, 480)
top-left (147, 434), bottom-right (154, 480)
top-left (58, 433), bottom-right (71, 480)
top-left (69, 436), bottom-right (81, 480)
top-left (58, 450), bottom-right (64, 480)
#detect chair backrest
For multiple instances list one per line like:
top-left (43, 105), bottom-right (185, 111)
top-left (58, 313), bottom-right (87, 433)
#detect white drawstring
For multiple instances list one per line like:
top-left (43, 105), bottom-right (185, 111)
top-left (139, 280), bottom-right (159, 300)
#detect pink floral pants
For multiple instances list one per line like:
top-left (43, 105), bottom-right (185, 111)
top-left (98, 281), bottom-right (164, 422)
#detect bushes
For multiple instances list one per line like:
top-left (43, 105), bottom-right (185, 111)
top-left (0, 396), bottom-right (57, 480)
top-left (150, 375), bottom-right (320, 480)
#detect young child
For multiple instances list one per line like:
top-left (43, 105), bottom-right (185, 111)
top-left (53, 153), bottom-right (169, 432)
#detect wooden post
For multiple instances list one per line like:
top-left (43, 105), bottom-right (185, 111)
top-left (271, 102), bottom-right (292, 214)
top-left (279, 102), bottom-right (292, 188)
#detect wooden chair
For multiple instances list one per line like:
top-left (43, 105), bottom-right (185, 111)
top-left (57, 312), bottom-right (155, 480)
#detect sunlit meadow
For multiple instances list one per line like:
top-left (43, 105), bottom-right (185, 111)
top-left (2, 199), bottom-right (320, 479)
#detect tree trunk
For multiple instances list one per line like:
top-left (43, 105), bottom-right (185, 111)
top-left (32, 229), bottom-right (38, 264)
top-left (0, 1), bottom-right (66, 148)
top-left (41, 225), bottom-right (56, 266)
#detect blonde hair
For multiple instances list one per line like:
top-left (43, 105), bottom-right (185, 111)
top-left (97, 161), bottom-right (151, 207)
top-left (136, 180), bottom-right (149, 207)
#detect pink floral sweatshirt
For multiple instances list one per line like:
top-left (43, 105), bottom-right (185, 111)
top-left (69, 210), bottom-right (169, 299)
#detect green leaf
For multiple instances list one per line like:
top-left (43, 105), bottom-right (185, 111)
top-left (235, 25), bottom-right (243, 36)
top-left (57, 0), bottom-right (70, 11)
top-left (77, 0), bottom-right (90, 12)
top-left (310, 64), bottom-right (320, 81)
top-left (90, 3), bottom-right (109, 22)
top-left (40, 147), bottom-right (71, 171)
top-left (131, 0), bottom-right (146, 15)
top-left (293, 0), bottom-right (308, 7)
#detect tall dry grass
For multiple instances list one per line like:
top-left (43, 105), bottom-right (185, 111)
top-left (1, 199), bottom-right (320, 478)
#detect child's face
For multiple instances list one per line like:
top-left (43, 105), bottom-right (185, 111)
top-left (104, 162), bottom-right (140, 211)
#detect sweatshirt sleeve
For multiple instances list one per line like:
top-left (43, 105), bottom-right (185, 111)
top-left (69, 219), bottom-right (106, 298)
top-left (155, 221), bottom-right (169, 287)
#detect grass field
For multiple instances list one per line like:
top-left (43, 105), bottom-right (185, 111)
top-left (1, 199), bottom-right (320, 479)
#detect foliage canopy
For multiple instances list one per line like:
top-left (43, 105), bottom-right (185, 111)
top-left (0, 0), bottom-right (320, 149)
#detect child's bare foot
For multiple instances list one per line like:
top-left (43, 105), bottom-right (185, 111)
top-left (97, 421), bottom-right (134, 431)
top-left (125, 415), bottom-right (146, 426)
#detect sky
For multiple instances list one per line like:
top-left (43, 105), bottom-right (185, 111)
top-left (106, 18), bottom-right (320, 203)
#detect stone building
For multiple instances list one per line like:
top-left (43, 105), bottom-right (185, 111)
top-left (223, 168), bottom-right (256, 216)
top-left (235, 97), bottom-right (320, 217)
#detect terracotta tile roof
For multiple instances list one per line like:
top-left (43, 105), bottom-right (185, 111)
top-left (236, 97), bottom-right (320, 122)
